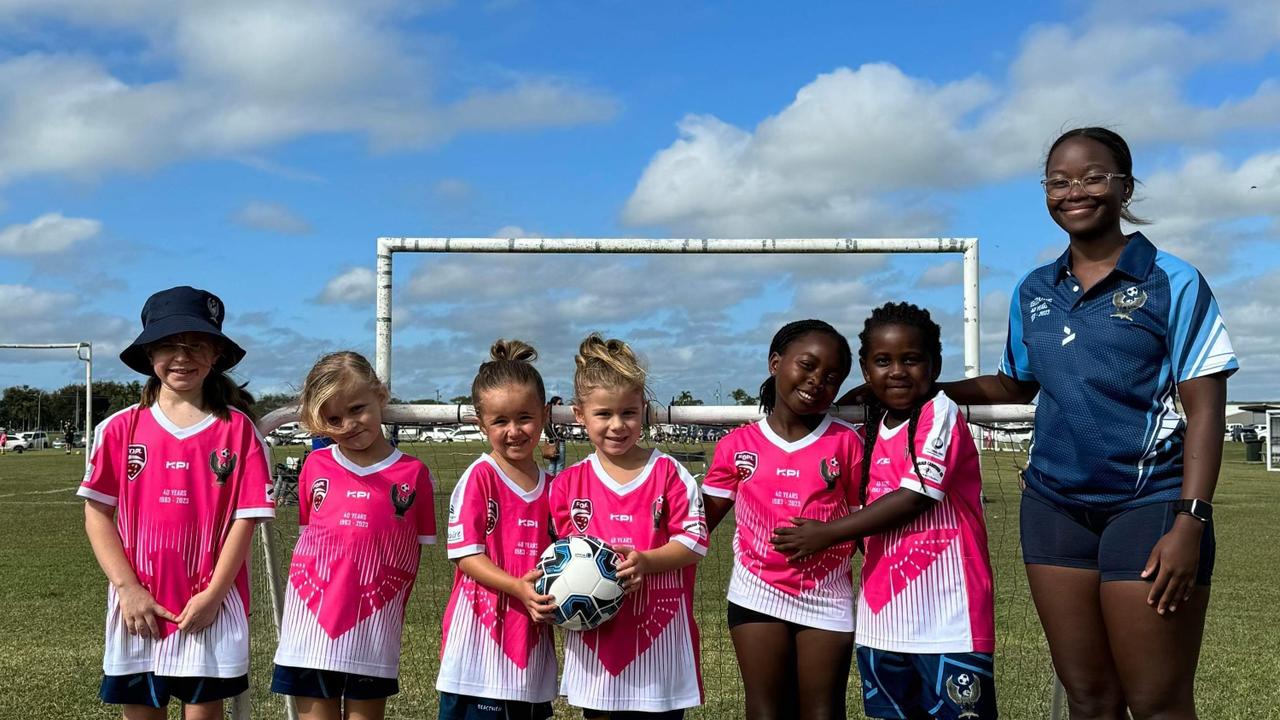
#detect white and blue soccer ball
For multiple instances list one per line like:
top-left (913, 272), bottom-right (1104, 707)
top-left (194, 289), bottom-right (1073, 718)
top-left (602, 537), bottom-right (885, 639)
top-left (534, 535), bottom-right (626, 631)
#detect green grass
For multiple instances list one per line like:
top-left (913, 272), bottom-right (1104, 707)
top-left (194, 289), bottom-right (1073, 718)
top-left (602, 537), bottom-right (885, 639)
top-left (2, 442), bottom-right (1277, 719)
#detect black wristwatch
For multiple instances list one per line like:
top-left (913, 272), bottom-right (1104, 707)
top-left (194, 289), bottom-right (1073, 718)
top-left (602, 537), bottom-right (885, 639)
top-left (1174, 498), bottom-right (1213, 523)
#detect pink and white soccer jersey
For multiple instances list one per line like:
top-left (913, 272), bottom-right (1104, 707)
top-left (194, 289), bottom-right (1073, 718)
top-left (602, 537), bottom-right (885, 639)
top-left (77, 404), bottom-right (275, 678)
top-left (274, 446), bottom-right (436, 678)
top-left (702, 416), bottom-right (862, 632)
top-left (437, 455), bottom-right (556, 703)
top-left (549, 450), bottom-right (708, 713)
top-left (856, 392), bottom-right (995, 654)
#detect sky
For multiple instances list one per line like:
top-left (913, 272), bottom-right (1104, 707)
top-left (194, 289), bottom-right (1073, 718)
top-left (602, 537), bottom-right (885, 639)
top-left (1, 0), bottom-right (1278, 405)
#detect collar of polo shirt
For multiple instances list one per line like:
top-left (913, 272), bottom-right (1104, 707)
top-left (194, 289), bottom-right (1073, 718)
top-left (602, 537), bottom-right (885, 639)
top-left (1051, 232), bottom-right (1158, 285)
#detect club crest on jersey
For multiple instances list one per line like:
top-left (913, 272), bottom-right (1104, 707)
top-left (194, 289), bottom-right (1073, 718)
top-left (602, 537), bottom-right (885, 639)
top-left (485, 497), bottom-right (499, 534)
top-left (820, 457), bottom-right (841, 491)
top-left (126, 444), bottom-right (147, 481)
top-left (945, 672), bottom-right (982, 719)
top-left (571, 498), bottom-right (593, 533)
top-left (311, 478), bottom-right (329, 512)
top-left (652, 496), bottom-right (666, 529)
top-left (734, 451), bottom-right (758, 482)
top-left (388, 481), bottom-right (414, 519)
top-left (1111, 286), bottom-right (1147, 321)
top-left (209, 448), bottom-right (237, 485)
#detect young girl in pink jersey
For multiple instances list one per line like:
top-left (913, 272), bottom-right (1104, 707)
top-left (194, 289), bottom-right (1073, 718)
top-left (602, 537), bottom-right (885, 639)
top-left (549, 333), bottom-right (708, 719)
top-left (774, 303), bottom-right (997, 720)
top-left (701, 319), bottom-right (861, 720)
top-left (271, 351), bottom-right (437, 720)
top-left (437, 339), bottom-right (558, 720)
top-left (80, 286), bottom-right (275, 720)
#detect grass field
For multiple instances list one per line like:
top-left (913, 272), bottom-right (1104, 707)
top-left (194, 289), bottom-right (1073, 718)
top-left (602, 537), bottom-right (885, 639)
top-left (1, 441), bottom-right (1277, 719)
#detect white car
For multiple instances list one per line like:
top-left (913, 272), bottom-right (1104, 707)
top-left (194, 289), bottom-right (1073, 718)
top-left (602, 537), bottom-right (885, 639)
top-left (19, 431), bottom-right (48, 450)
top-left (419, 427), bottom-right (455, 443)
top-left (448, 425), bottom-right (486, 443)
top-left (3, 435), bottom-right (31, 453)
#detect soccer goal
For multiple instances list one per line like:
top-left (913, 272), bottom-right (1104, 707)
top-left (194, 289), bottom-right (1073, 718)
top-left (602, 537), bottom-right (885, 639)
top-left (239, 238), bottom-right (1056, 720)
top-left (0, 342), bottom-right (94, 472)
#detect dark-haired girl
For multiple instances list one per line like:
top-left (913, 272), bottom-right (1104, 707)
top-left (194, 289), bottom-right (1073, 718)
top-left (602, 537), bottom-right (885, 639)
top-left (776, 302), bottom-right (996, 720)
top-left (702, 319), bottom-right (863, 720)
top-left (896, 127), bottom-right (1235, 720)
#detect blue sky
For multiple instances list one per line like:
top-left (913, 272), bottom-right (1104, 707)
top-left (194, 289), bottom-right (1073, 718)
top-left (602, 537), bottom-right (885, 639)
top-left (1, 0), bottom-right (1278, 404)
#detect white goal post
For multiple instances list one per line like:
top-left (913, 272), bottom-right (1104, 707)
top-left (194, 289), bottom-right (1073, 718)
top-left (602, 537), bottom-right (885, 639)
top-left (0, 342), bottom-right (93, 472)
top-left (374, 237), bottom-right (984, 391)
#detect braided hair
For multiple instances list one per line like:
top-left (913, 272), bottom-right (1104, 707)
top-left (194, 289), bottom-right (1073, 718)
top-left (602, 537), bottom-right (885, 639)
top-left (758, 319), bottom-right (853, 415)
top-left (856, 302), bottom-right (943, 514)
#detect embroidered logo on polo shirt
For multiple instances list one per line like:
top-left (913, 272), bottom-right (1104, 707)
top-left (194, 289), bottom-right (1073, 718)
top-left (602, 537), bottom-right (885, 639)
top-left (1029, 296), bottom-right (1051, 322)
top-left (1111, 286), bottom-right (1147, 321)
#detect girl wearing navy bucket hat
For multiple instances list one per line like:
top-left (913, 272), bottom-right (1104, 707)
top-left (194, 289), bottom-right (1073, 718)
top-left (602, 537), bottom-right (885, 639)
top-left (78, 286), bottom-right (275, 720)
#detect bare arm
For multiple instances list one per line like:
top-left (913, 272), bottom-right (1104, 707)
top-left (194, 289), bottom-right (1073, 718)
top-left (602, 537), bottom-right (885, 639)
top-left (771, 489), bottom-right (936, 560)
top-left (838, 374), bottom-right (1038, 407)
top-left (1141, 373), bottom-right (1227, 614)
top-left (704, 495), bottom-right (733, 532)
top-left (457, 553), bottom-right (557, 621)
top-left (616, 541), bottom-right (701, 592)
top-left (84, 500), bottom-right (178, 636)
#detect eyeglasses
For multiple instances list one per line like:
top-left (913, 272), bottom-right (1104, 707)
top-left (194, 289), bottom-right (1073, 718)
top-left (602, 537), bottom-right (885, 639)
top-left (1041, 173), bottom-right (1127, 200)
top-left (148, 340), bottom-right (216, 359)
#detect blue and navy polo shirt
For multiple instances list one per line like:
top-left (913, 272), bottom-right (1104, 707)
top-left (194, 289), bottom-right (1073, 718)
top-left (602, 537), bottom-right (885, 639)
top-left (1000, 233), bottom-right (1238, 510)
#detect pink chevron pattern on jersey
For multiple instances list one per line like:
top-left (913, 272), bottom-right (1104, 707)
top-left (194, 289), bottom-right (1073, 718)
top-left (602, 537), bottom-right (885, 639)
top-left (438, 456), bottom-right (557, 704)
top-left (701, 416), bottom-right (863, 632)
top-left (855, 392), bottom-right (995, 654)
top-left (549, 450), bottom-right (707, 713)
top-left (77, 404), bottom-right (274, 678)
top-left (274, 446), bottom-right (436, 678)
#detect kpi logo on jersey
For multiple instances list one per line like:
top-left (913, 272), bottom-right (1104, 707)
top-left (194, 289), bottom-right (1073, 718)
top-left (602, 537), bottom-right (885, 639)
top-left (734, 451), bottom-right (758, 482)
top-left (391, 482), bottom-right (416, 519)
top-left (652, 496), bottom-right (666, 529)
top-left (571, 498), bottom-right (593, 533)
top-left (820, 457), bottom-right (841, 491)
top-left (485, 498), bottom-right (499, 534)
top-left (311, 478), bottom-right (329, 512)
top-left (126, 444), bottom-right (147, 481)
top-left (209, 448), bottom-right (237, 485)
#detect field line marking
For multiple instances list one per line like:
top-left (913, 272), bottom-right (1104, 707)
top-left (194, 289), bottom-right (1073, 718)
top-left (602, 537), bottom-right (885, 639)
top-left (0, 485), bottom-right (79, 499)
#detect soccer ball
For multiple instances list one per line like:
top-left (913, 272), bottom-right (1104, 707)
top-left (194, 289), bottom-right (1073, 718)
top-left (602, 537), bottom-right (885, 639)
top-left (534, 535), bottom-right (626, 631)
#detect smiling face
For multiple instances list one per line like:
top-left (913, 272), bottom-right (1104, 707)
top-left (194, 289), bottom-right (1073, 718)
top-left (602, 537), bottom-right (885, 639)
top-left (573, 385), bottom-right (646, 461)
top-left (860, 323), bottom-right (939, 416)
top-left (319, 383), bottom-right (387, 453)
top-left (476, 382), bottom-right (546, 466)
top-left (1044, 135), bottom-right (1133, 240)
top-left (769, 331), bottom-right (848, 421)
top-left (147, 332), bottom-right (219, 395)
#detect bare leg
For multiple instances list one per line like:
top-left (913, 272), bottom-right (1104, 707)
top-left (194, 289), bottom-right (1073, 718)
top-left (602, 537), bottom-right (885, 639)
top-left (344, 697), bottom-right (388, 720)
top-left (1026, 564), bottom-right (1127, 720)
top-left (1102, 582), bottom-right (1208, 720)
top-left (295, 697), bottom-right (343, 720)
top-left (121, 705), bottom-right (166, 720)
top-left (731, 622), bottom-right (799, 720)
top-left (793, 627), bottom-right (853, 720)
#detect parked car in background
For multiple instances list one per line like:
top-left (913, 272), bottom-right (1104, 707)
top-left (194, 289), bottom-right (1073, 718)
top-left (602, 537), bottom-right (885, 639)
top-left (3, 434), bottom-right (31, 453)
top-left (18, 431), bottom-right (49, 450)
top-left (448, 425), bottom-right (486, 443)
top-left (420, 427), bottom-right (455, 442)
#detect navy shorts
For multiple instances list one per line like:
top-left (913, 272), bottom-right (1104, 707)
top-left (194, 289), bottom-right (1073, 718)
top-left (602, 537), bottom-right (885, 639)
top-left (271, 664), bottom-right (398, 700)
top-left (1020, 490), bottom-right (1215, 584)
top-left (856, 647), bottom-right (997, 720)
top-left (437, 692), bottom-right (553, 720)
top-left (100, 672), bottom-right (247, 707)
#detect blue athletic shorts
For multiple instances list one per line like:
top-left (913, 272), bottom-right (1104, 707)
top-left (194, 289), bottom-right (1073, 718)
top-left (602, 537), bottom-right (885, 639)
top-left (437, 691), bottom-right (553, 720)
top-left (856, 647), bottom-right (997, 720)
top-left (1020, 489), bottom-right (1215, 584)
top-left (271, 664), bottom-right (398, 700)
top-left (99, 672), bottom-right (248, 707)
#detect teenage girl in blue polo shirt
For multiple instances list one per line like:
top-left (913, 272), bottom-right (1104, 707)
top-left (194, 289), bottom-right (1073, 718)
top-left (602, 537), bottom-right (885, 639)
top-left (848, 127), bottom-right (1235, 720)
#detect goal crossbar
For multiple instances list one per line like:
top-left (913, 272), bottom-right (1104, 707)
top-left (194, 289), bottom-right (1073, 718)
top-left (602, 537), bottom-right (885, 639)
top-left (375, 237), bottom-right (981, 393)
top-left (0, 342), bottom-right (93, 471)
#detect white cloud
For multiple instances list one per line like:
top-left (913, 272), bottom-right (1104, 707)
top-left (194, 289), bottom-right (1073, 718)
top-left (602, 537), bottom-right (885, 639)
top-left (0, 213), bottom-right (101, 255)
top-left (624, 6), bottom-right (1280, 237)
top-left (915, 260), bottom-right (964, 288)
top-left (491, 225), bottom-right (529, 238)
top-left (318, 267), bottom-right (375, 305)
top-left (0, 1), bottom-right (617, 184)
top-left (232, 201), bottom-right (312, 235)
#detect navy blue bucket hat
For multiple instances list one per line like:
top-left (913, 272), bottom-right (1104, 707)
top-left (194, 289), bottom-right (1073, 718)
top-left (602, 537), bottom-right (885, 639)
top-left (119, 286), bottom-right (246, 376)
